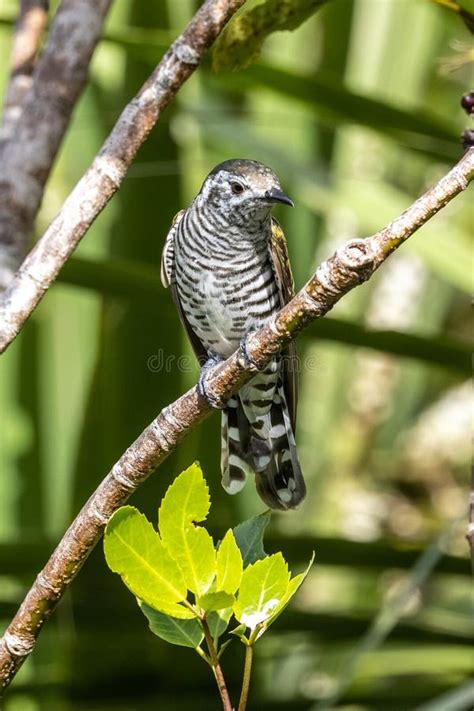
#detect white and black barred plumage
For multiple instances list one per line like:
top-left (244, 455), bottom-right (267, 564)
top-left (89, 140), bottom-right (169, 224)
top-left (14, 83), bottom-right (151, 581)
top-left (161, 159), bottom-right (306, 510)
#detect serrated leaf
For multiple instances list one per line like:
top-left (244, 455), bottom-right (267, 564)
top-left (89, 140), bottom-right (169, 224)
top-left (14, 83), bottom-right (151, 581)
top-left (207, 608), bottom-right (233, 640)
top-left (213, 0), bottom-right (328, 72)
top-left (216, 530), bottom-right (243, 594)
top-left (104, 506), bottom-right (189, 615)
top-left (144, 599), bottom-right (196, 620)
top-left (197, 591), bottom-right (236, 612)
top-left (262, 552), bottom-right (315, 632)
top-left (158, 462), bottom-right (216, 595)
top-left (233, 552), bottom-right (290, 629)
top-left (233, 511), bottom-right (271, 566)
top-left (139, 601), bottom-right (203, 648)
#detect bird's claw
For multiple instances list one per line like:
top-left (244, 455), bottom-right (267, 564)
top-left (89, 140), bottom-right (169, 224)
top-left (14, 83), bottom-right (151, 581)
top-left (197, 355), bottom-right (226, 410)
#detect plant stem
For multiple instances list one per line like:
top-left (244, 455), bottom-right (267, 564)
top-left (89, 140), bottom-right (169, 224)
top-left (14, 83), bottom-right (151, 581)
top-left (238, 642), bottom-right (254, 711)
top-left (201, 617), bottom-right (233, 711)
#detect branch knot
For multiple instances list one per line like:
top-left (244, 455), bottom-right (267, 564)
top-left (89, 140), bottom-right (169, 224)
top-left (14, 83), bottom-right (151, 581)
top-left (110, 463), bottom-right (136, 492)
top-left (334, 238), bottom-right (376, 283)
top-left (96, 154), bottom-right (125, 189)
top-left (150, 408), bottom-right (181, 451)
top-left (36, 572), bottom-right (58, 595)
top-left (3, 632), bottom-right (35, 657)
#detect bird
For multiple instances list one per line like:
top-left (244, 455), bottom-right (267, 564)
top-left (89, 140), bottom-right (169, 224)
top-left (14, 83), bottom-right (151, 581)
top-left (161, 159), bottom-right (306, 510)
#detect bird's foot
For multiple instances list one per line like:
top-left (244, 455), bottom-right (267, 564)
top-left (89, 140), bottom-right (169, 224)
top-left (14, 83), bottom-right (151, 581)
top-left (197, 354), bottom-right (226, 410)
top-left (238, 332), bottom-right (264, 373)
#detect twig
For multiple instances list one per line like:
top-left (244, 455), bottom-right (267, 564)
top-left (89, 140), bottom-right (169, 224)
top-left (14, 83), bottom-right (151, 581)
top-left (0, 0), bottom-right (112, 290)
top-left (238, 642), bottom-right (254, 711)
top-left (201, 617), bottom-right (233, 711)
top-left (1, 0), bottom-right (48, 139)
top-left (0, 149), bottom-right (472, 692)
top-left (0, 0), bottom-right (247, 344)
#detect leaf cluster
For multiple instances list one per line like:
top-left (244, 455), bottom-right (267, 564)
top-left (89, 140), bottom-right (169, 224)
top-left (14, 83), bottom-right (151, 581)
top-left (103, 462), bottom-right (313, 656)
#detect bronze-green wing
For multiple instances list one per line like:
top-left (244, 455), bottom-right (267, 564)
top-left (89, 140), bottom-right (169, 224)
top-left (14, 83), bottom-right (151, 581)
top-left (269, 217), bottom-right (299, 430)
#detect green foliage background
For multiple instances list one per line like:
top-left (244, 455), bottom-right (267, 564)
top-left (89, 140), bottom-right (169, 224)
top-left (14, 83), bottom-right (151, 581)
top-left (0, 0), bottom-right (472, 709)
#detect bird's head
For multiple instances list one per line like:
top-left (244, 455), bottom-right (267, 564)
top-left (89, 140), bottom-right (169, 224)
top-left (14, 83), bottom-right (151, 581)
top-left (197, 159), bottom-right (293, 226)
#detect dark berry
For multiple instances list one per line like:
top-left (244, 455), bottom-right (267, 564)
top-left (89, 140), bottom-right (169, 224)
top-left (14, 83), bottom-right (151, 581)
top-left (461, 91), bottom-right (474, 115)
top-left (461, 129), bottom-right (474, 150)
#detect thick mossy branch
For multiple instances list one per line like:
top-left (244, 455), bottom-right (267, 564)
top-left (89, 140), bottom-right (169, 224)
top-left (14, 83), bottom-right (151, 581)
top-left (0, 0), bottom-right (112, 288)
top-left (1, 0), bottom-right (48, 140)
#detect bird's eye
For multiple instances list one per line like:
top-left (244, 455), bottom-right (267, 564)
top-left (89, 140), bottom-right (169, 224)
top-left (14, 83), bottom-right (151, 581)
top-left (230, 181), bottom-right (245, 194)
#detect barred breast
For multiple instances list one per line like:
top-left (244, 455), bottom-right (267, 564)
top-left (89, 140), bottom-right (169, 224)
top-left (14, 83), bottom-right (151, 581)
top-left (174, 203), bottom-right (280, 358)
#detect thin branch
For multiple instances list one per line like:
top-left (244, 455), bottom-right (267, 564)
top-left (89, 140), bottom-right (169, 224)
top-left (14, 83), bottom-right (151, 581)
top-left (0, 0), bottom-right (247, 346)
top-left (201, 617), bottom-right (233, 711)
top-left (1, 0), bottom-right (48, 139)
top-left (0, 0), bottom-right (112, 289)
top-left (0, 149), bottom-right (472, 692)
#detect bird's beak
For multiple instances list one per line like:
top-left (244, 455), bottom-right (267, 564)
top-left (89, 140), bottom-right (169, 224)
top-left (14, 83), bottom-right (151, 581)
top-left (264, 187), bottom-right (294, 207)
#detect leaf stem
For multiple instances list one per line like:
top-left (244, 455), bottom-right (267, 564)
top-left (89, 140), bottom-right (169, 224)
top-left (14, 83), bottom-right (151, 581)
top-left (195, 645), bottom-right (211, 665)
top-left (237, 642), bottom-right (254, 711)
top-left (201, 617), bottom-right (233, 711)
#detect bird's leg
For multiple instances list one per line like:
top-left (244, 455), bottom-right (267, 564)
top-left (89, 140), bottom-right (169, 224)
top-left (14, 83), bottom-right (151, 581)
top-left (197, 352), bottom-right (226, 410)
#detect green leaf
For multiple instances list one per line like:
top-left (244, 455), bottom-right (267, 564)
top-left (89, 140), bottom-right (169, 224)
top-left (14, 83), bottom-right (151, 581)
top-left (139, 601), bottom-right (203, 649)
top-left (197, 591), bottom-right (236, 612)
top-left (233, 553), bottom-right (290, 629)
top-left (103, 506), bottom-right (192, 617)
top-left (207, 608), bottom-right (233, 640)
top-left (230, 623), bottom-right (247, 639)
top-left (213, 0), bottom-right (329, 72)
top-left (263, 552), bottom-right (315, 631)
top-left (216, 530), bottom-right (243, 594)
top-left (233, 511), bottom-right (271, 567)
top-left (158, 462), bottom-right (216, 596)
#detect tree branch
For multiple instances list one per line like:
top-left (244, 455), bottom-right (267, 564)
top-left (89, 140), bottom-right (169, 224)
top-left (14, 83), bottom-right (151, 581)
top-left (0, 148), bottom-right (472, 692)
top-left (0, 0), bottom-right (247, 346)
top-left (0, 0), bottom-right (112, 289)
top-left (1, 0), bottom-right (48, 139)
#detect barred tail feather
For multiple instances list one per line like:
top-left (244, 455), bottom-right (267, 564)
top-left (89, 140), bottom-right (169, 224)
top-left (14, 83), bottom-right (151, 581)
top-left (220, 389), bottom-right (306, 510)
top-left (221, 396), bottom-right (252, 495)
top-left (253, 382), bottom-right (305, 510)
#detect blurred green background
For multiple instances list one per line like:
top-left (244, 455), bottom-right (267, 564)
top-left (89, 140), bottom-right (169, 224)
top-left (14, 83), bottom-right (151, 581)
top-left (0, 0), bottom-right (473, 709)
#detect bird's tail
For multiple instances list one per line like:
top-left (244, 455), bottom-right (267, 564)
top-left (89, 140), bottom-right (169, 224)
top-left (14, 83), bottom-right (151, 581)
top-left (221, 385), bottom-right (306, 510)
